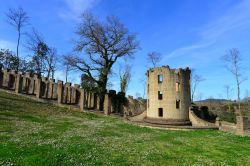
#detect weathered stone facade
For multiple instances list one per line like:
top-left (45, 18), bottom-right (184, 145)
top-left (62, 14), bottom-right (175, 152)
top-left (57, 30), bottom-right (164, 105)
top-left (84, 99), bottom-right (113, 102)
top-left (146, 66), bottom-right (191, 121)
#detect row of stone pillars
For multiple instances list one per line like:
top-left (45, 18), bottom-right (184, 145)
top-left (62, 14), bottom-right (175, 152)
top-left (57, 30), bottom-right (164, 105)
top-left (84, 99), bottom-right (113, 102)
top-left (0, 68), bottom-right (123, 115)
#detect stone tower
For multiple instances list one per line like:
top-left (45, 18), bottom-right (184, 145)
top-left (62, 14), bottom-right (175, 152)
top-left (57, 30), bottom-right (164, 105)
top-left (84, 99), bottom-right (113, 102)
top-left (146, 66), bottom-right (191, 124)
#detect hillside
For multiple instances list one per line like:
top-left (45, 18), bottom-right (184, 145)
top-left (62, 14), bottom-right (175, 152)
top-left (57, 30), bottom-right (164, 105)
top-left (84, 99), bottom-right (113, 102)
top-left (0, 91), bottom-right (250, 165)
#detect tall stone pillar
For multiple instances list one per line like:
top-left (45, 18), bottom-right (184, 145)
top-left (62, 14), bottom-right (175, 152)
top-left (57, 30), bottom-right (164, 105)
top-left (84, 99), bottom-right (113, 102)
top-left (48, 79), bottom-right (55, 99)
top-left (80, 89), bottom-right (85, 111)
top-left (2, 69), bottom-right (10, 88)
top-left (57, 80), bottom-right (63, 104)
top-left (104, 93), bottom-right (111, 115)
top-left (52, 83), bottom-right (58, 99)
top-left (236, 116), bottom-right (249, 134)
top-left (96, 95), bottom-right (100, 111)
top-left (15, 73), bottom-right (22, 93)
top-left (35, 78), bottom-right (42, 98)
top-left (63, 82), bottom-right (71, 104)
top-left (72, 84), bottom-right (80, 104)
top-left (90, 93), bottom-right (95, 108)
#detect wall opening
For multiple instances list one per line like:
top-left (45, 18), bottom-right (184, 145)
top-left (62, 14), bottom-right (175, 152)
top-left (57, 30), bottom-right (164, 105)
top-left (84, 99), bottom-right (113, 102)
top-left (158, 74), bottom-right (163, 83)
top-left (9, 74), bottom-right (15, 89)
top-left (158, 108), bottom-right (163, 117)
top-left (176, 100), bottom-right (180, 109)
top-left (176, 82), bottom-right (180, 92)
top-left (158, 91), bottom-right (163, 100)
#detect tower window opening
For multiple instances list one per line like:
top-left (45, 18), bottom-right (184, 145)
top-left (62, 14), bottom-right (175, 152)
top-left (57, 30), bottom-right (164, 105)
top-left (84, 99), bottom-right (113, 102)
top-left (158, 91), bottom-right (163, 100)
top-left (176, 100), bottom-right (180, 109)
top-left (158, 108), bottom-right (163, 117)
top-left (176, 82), bottom-right (180, 92)
top-left (158, 74), bottom-right (163, 83)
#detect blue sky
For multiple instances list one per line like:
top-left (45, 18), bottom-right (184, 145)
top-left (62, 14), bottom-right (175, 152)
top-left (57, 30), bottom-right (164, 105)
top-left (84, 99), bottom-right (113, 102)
top-left (0, 0), bottom-right (250, 100)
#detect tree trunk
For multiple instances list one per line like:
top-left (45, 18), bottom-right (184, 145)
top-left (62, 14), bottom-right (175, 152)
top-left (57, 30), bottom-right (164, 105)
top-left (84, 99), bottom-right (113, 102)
top-left (236, 77), bottom-right (241, 112)
top-left (98, 71), bottom-right (108, 111)
top-left (16, 30), bottom-right (21, 71)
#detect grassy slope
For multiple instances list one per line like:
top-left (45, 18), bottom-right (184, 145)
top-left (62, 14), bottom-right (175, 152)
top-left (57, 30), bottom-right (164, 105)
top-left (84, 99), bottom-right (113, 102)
top-left (0, 91), bottom-right (250, 166)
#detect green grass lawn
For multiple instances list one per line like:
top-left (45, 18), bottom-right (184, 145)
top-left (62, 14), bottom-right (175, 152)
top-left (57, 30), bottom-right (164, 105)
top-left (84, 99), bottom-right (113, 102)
top-left (0, 91), bottom-right (250, 166)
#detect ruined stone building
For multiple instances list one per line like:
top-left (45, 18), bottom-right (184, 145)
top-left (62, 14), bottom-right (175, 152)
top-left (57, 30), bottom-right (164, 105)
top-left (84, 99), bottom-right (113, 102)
top-left (145, 66), bottom-right (191, 124)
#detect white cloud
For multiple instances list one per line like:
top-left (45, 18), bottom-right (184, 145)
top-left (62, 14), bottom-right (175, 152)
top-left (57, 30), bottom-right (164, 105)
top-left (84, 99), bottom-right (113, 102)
top-left (200, 0), bottom-right (250, 40)
top-left (163, 0), bottom-right (250, 61)
top-left (165, 41), bottom-right (215, 59)
top-left (59, 0), bottom-right (100, 21)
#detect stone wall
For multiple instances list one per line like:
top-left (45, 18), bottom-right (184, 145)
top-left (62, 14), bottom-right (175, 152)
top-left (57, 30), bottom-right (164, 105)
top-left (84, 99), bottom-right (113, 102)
top-left (189, 108), bottom-right (216, 127)
top-left (216, 116), bottom-right (249, 135)
top-left (124, 96), bottom-right (146, 116)
top-left (0, 68), bottom-right (126, 114)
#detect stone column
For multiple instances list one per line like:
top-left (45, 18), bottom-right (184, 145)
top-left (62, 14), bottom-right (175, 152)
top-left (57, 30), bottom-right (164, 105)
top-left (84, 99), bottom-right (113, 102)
top-left (57, 80), bottom-right (63, 104)
top-left (52, 83), bottom-right (58, 99)
top-left (72, 84), bottom-right (80, 104)
top-left (35, 78), bottom-right (42, 98)
top-left (80, 89), bottom-right (85, 111)
top-left (2, 69), bottom-right (10, 88)
top-left (68, 87), bottom-right (72, 103)
top-left (215, 117), bottom-right (221, 127)
top-left (48, 79), bottom-right (55, 99)
top-left (96, 95), bottom-right (100, 111)
top-left (90, 92), bottom-right (95, 108)
top-left (15, 73), bottom-right (22, 93)
top-left (236, 116), bottom-right (249, 134)
top-left (63, 82), bottom-right (71, 104)
top-left (104, 93), bottom-right (111, 115)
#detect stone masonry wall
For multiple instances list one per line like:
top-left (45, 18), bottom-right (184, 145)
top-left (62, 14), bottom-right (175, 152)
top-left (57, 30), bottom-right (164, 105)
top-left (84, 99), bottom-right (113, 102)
top-left (146, 66), bottom-right (191, 120)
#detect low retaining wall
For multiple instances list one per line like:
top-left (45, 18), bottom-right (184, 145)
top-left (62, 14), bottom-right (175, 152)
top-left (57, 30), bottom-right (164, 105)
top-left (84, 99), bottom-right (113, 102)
top-left (128, 111), bottom-right (147, 122)
top-left (189, 109), bottom-right (216, 127)
top-left (216, 116), bottom-right (249, 136)
top-left (218, 121), bottom-right (236, 133)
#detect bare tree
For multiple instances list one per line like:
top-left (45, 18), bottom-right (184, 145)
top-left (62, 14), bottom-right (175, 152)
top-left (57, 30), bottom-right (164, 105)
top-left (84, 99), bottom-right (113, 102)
top-left (6, 7), bottom-right (29, 69)
top-left (26, 29), bottom-right (56, 78)
top-left (64, 12), bottom-right (138, 110)
top-left (191, 70), bottom-right (205, 102)
top-left (147, 51), bottom-right (161, 68)
top-left (224, 85), bottom-right (233, 111)
top-left (222, 48), bottom-right (246, 111)
top-left (245, 90), bottom-right (250, 112)
top-left (45, 48), bottom-right (57, 78)
top-left (140, 78), bottom-right (146, 99)
top-left (198, 93), bottom-right (203, 101)
top-left (119, 64), bottom-right (131, 93)
top-left (26, 29), bottom-right (48, 74)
